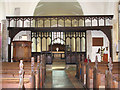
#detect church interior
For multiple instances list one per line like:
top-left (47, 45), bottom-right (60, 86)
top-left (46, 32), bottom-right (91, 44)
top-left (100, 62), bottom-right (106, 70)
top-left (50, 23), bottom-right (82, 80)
top-left (0, 0), bottom-right (120, 89)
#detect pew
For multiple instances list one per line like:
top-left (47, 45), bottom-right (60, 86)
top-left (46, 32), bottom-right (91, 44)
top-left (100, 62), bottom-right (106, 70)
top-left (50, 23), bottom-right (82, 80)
top-left (77, 55), bottom-right (120, 89)
top-left (1, 54), bottom-right (47, 89)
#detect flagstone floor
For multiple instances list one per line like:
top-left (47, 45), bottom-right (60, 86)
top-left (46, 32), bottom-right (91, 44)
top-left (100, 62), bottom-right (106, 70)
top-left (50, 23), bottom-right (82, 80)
top-left (44, 58), bottom-right (85, 89)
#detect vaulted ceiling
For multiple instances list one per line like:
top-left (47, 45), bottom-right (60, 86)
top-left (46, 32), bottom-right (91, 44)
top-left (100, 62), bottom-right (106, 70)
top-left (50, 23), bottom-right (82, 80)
top-left (34, 2), bottom-right (83, 16)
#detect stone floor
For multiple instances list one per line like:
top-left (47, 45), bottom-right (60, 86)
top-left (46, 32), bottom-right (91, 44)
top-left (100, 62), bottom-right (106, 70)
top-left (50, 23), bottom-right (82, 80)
top-left (44, 58), bottom-right (85, 89)
top-left (52, 70), bottom-right (74, 88)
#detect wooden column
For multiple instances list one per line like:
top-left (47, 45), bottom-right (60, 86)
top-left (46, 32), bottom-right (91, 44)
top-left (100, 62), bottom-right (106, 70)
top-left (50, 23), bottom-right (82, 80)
top-left (71, 19), bottom-right (72, 27)
top-left (51, 32), bottom-right (52, 60)
top-left (86, 60), bottom-right (90, 88)
top-left (8, 43), bottom-right (11, 62)
top-left (40, 62), bottom-right (43, 88)
top-left (78, 18), bottom-right (79, 27)
top-left (41, 32), bottom-right (42, 54)
top-left (50, 18), bottom-right (51, 27)
top-left (36, 56), bottom-right (40, 89)
top-left (36, 32), bottom-right (37, 52)
top-left (81, 54), bottom-right (85, 84)
top-left (42, 55), bottom-right (46, 85)
top-left (84, 17), bottom-right (86, 27)
top-left (78, 61), bottom-right (81, 79)
top-left (70, 32), bottom-right (72, 63)
top-left (65, 32), bottom-right (67, 62)
top-left (40, 55), bottom-right (43, 88)
top-left (44, 55), bottom-right (46, 76)
top-left (22, 19), bottom-right (24, 27)
top-left (43, 19), bottom-right (45, 27)
top-left (91, 18), bottom-right (92, 26)
top-left (31, 57), bottom-right (35, 89)
top-left (64, 17), bottom-right (65, 27)
top-left (57, 18), bottom-right (58, 27)
top-left (46, 32), bottom-right (47, 55)
top-left (75, 32), bottom-right (78, 78)
top-left (80, 32), bottom-right (82, 52)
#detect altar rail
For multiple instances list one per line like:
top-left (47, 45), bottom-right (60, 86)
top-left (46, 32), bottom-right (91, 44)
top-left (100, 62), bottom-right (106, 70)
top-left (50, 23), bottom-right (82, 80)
top-left (6, 15), bottom-right (113, 28)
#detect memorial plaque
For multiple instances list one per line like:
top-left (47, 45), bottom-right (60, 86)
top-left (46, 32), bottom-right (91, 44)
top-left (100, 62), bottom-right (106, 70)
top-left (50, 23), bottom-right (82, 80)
top-left (92, 37), bottom-right (103, 46)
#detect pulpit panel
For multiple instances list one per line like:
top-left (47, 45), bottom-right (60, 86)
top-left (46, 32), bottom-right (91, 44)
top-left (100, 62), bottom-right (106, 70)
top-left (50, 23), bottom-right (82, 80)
top-left (13, 41), bottom-right (31, 61)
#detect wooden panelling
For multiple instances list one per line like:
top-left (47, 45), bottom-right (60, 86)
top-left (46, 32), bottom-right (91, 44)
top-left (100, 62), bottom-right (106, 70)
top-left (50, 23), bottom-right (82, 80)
top-left (13, 41), bottom-right (31, 61)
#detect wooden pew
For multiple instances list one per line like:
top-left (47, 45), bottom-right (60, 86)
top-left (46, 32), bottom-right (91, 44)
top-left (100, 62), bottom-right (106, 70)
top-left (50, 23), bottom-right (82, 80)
top-left (1, 54), bottom-right (47, 89)
top-left (77, 56), bottom-right (120, 89)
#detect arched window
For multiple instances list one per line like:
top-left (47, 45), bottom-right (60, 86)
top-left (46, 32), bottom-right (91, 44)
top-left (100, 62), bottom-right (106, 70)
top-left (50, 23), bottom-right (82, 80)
top-left (52, 32), bottom-right (64, 44)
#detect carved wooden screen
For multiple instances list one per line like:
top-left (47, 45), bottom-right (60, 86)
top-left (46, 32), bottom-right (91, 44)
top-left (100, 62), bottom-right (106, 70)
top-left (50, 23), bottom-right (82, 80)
top-left (31, 31), bottom-right (86, 64)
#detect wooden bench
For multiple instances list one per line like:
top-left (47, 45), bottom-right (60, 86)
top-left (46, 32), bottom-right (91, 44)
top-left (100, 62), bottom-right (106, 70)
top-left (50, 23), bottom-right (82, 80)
top-left (77, 56), bottom-right (120, 89)
top-left (1, 55), bottom-right (47, 89)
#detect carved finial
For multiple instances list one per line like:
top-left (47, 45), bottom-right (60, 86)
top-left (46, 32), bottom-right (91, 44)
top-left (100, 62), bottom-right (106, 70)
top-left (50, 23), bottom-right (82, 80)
top-left (37, 56), bottom-right (40, 63)
top-left (82, 54), bottom-right (84, 62)
top-left (40, 54), bottom-right (43, 63)
top-left (108, 57), bottom-right (113, 74)
top-left (19, 60), bottom-right (24, 88)
top-left (31, 57), bottom-right (34, 72)
top-left (95, 56), bottom-right (98, 69)
top-left (37, 56), bottom-right (40, 68)
top-left (20, 60), bottom-right (23, 69)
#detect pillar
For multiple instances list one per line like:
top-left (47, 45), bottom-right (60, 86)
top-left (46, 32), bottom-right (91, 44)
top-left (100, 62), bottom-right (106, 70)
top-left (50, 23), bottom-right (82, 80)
top-left (2, 20), bottom-right (8, 62)
top-left (86, 31), bottom-right (92, 60)
top-left (112, 2), bottom-right (119, 62)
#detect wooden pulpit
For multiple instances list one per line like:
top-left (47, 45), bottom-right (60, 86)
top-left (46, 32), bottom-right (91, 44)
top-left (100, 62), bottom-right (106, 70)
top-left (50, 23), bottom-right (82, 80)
top-left (13, 41), bottom-right (31, 61)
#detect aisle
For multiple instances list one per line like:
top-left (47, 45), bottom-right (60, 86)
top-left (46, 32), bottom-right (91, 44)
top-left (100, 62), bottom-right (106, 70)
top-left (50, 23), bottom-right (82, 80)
top-left (52, 70), bottom-right (74, 88)
top-left (52, 58), bottom-right (65, 70)
top-left (44, 58), bottom-right (85, 89)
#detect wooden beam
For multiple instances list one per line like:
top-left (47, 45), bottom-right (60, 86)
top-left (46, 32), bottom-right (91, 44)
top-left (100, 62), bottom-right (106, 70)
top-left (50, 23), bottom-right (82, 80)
top-left (8, 26), bottom-right (112, 32)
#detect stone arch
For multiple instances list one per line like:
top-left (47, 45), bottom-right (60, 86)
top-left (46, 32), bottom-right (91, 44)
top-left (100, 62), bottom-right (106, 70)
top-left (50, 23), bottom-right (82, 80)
top-left (34, 1), bottom-right (84, 16)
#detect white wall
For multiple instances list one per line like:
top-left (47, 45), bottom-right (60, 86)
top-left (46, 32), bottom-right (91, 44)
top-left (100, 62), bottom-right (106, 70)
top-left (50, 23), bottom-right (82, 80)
top-left (91, 31), bottom-right (110, 62)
